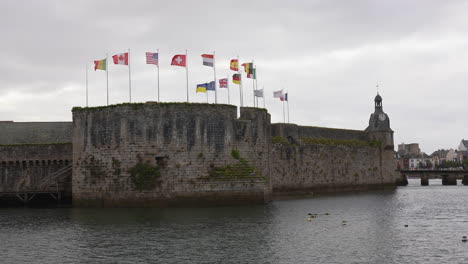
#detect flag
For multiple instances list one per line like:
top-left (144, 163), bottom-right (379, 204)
top-left (196, 81), bottom-right (215, 93)
top-left (112, 53), bottom-right (129, 65)
top-left (254, 89), bottom-right (264, 98)
top-left (94, 59), bottom-right (106, 71)
top-left (206, 81), bottom-right (215, 91)
top-left (242, 63), bottom-right (253, 74)
top-left (273, 89), bottom-right (284, 98)
top-left (146, 52), bottom-right (159, 65)
top-left (247, 68), bottom-right (256, 79)
top-left (219, 78), bottom-right (228, 88)
top-left (230, 59), bottom-right (238, 71)
top-left (196, 83), bottom-right (207, 93)
top-left (201, 54), bottom-right (214, 67)
top-left (171, 54), bottom-right (186, 67)
top-left (280, 92), bottom-right (288, 101)
top-left (232, 74), bottom-right (241, 84)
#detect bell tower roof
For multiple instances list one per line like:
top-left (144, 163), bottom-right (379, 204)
top-left (374, 93), bottom-right (382, 108)
top-left (366, 93), bottom-right (392, 132)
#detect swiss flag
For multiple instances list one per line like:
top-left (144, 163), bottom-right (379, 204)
top-left (112, 53), bottom-right (129, 65)
top-left (171, 54), bottom-right (186, 67)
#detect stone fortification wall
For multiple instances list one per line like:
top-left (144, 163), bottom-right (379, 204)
top-left (0, 144), bottom-right (72, 193)
top-left (270, 124), bottom-right (397, 194)
top-left (72, 103), bottom-right (271, 207)
top-left (271, 123), bottom-right (368, 142)
top-left (270, 141), bottom-right (394, 193)
top-left (0, 122), bottom-right (72, 144)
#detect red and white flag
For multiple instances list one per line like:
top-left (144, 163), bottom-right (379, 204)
top-left (112, 53), bottom-right (129, 65)
top-left (201, 54), bottom-right (214, 67)
top-left (171, 54), bottom-right (186, 67)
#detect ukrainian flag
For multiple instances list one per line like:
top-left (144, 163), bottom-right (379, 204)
top-left (196, 83), bottom-right (208, 93)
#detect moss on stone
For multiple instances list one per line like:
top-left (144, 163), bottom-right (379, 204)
top-left (72, 102), bottom-right (235, 112)
top-left (111, 157), bottom-right (122, 176)
top-left (206, 158), bottom-right (261, 181)
top-left (300, 137), bottom-right (381, 148)
top-left (271, 136), bottom-right (289, 144)
top-left (128, 162), bottom-right (161, 191)
top-left (82, 155), bottom-right (106, 183)
top-left (231, 148), bottom-right (240, 160)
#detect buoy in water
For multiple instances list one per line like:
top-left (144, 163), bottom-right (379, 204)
top-left (462, 238), bottom-right (467, 242)
top-left (307, 219), bottom-right (312, 222)
top-left (325, 213), bottom-right (330, 215)
top-left (404, 225), bottom-right (408, 227)
top-left (310, 216), bottom-right (315, 218)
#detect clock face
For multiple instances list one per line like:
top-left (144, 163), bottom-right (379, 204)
top-left (378, 113), bottom-right (386, 121)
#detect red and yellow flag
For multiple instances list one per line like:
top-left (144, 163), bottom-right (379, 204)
top-left (94, 59), bottom-right (106, 71)
top-left (230, 59), bottom-right (238, 71)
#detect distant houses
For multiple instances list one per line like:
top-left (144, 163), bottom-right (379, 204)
top-left (397, 140), bottom-right (468, 170)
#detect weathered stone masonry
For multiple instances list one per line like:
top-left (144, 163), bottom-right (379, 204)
top-left (72, 103), bottom-right (272, 206)
top-left (0, 122), bottom-right (73, 196)
top-left (0, 94), bottom-right (399, 206)
top-left (270, 124), bottom-right (397, 193)
top-left (70, 94), bottom-right (398, 206)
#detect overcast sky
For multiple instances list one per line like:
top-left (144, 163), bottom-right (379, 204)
top-left (1, 0), bottom-right (467, 153)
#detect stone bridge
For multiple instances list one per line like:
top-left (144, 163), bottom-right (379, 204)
top-left (399, 170), bottom-right (468, 186)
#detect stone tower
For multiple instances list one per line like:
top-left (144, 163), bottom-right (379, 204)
top-left (365, 93), bottom-right (394, 149)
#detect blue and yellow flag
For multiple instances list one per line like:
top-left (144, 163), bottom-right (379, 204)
top-left (196, 83), bottom-right (207, 93)
top-left (196, 81), bottom-right (215, 93)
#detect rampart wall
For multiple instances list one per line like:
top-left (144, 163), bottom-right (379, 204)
top-left (0, 144), bottom-right (72, 193)
top-left (270, 123), bottom-right (398, 193)
top-left (72, 103), bottom-right (272, 207)
top-left (271, 123), bottom-right (368, 142)
top-left (0, 122), bottom-right (72, 144)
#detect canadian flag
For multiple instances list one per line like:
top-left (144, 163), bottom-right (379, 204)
top-left (112, 53), bottom-right (129, 65)
top-left (171, 54), bottom-right (186, 67)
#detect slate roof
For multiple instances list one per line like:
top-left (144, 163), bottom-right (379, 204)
top-left (462, 139), bottom-right (468, 148)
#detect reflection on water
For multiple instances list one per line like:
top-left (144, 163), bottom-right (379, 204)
top-left (1, 179), bottom-right (468, 263)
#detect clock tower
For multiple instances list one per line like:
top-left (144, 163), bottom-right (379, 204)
top-left (365, 93), bottom-right (394, 149)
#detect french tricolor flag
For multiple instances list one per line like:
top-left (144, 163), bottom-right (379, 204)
top-left (201, 54), bottom-right (214, 67)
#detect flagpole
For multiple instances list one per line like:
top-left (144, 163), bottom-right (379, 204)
top-left (128, 48), bottom-right (132, 103)
top-left (252, 60), bottom-right (255, 107)
top-left (255, 68), bottom-right (259, 108)
top-left (106, 53), bottom-right (109, 106)
top-left (157, 48), bottom-right (160, 102)
top-left (186, 49), bottom-right (189, 103)
top-left (86, 64), bottom-right (88, 107)
top-left (263, 86), bottom-right (265, 109)
top-left (227, 75), bottom-right (230, 105)
top-left (287, 95), bottom-right (290, 123)
top-left (283, 99), bottom-right (286, 123)
top-left (206, 86), bottom-right (209, 103)
top-left (213, 51), bottom-right (217, 104)
top-left (238, 55), bottom-right (243, 107)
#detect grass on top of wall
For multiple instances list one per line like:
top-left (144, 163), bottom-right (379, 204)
top-left (299, 125), bottom-right (367, 133)
top-left (271, 136), bottom-right (381, 148)
top-left (72, 102), bottom-right (235, 112)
